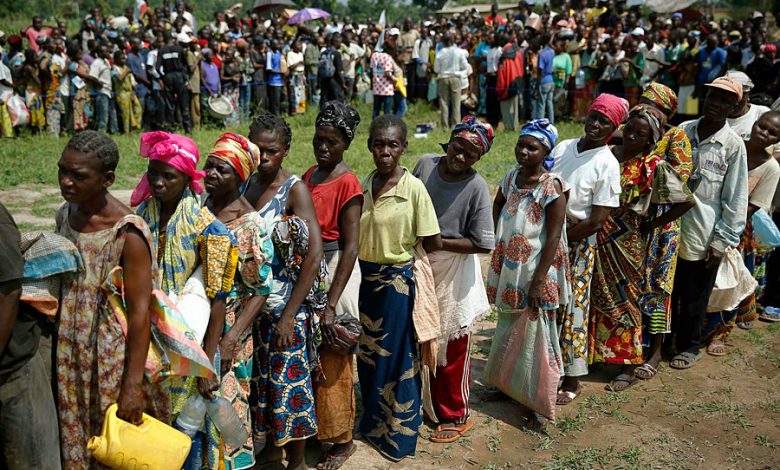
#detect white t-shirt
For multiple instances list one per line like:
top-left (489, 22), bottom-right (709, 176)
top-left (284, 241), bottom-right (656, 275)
top-left (286, 50), bottom-right (304, 75)
top-left (727, 104), bottom-right (771, 141)
top-left (0, 62), bottom-right (13, 102)
top-left (551, 138), bottom-right (621, 221)
top-left (89, 58), bottom-right (112, 97)
top-left (639, 43), bottom-right (665, 80)
top-left (54, 53), bottom-right (70, 97)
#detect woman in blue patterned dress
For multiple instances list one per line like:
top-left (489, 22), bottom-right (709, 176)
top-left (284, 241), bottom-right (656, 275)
top-left (243, 113), bottom-right (327, 470)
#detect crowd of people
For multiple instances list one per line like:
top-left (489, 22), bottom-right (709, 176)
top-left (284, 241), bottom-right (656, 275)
top-left (2, 2), bottom-right (780, 470)
top-left (2, 1), bottom-right (780, 139)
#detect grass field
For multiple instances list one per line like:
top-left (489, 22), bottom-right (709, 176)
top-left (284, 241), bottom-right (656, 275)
top-left (0, 102), bottom-right (582, 190)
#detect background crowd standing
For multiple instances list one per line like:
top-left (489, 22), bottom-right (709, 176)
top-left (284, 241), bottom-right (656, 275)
top-left (2, 2), bottom-right (780, 470)
top-left (1, 2), bottom-right (780, 138)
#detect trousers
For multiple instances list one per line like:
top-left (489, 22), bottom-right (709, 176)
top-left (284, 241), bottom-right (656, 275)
top-left (671, 258), bottom-right (719, 354)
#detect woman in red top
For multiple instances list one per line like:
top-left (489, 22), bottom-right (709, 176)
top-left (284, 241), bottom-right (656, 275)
top-left (302, 101), bottom-right (363, 470)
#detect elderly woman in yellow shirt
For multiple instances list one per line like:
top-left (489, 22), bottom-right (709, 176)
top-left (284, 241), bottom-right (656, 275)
top-left (356, 114), bottom-right (441, 462)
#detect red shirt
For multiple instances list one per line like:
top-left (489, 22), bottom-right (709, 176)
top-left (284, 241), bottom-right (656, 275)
top-left (302, 166), bottom-right (363, 242)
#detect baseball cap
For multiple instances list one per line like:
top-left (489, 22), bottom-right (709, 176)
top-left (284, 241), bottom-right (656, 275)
top-left (630, 27), bottom-right (644, 36)
top-left (177, 32), bottom-right (192, 44)
top-left (727, 71), bottom-right (753, 92)
top-left (705, 76), bottom-right (743, 101)
top-left (671, 12), bottom-right (683, 20)
top-left (388, 27), bottom-right (400, 36)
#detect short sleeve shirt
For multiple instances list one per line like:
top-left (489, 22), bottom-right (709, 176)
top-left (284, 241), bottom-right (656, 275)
top-left (0, 203), bottom-right (22, 283)
top-left (359, 169), bottom-right (440, 264)
top-left (551, 138), bottom-right (621, 221)
top-left (412, 155), bottom-right (495, 250)
top-left (748, 157), bottom-right (780, 213)
top-left (370, 52), bottom-right (395, 96)
top-left (302, 166), bottom-right (363, 242)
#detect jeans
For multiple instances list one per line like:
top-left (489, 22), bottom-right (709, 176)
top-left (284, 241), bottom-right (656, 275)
top-left (372, 95), bottom-right (393, 118)
top-left (531, 81), bottom-right (555, 123)
top-left (239, 84), bottom-right (251, 121)
top-left (268, 85), bottom-right (282, 115)
top-left (0, 352), bottom-right (61, 469)
top-left (393, 93), bottom-right (407, 117)
top-left (344, 77), bottom-right (355, 102)
top-left (94, 94), bottom-right (118, 133)
top-left (671, 258), bottom-right (719, 354)
top-left (306, 74), bottom-right (319, 106)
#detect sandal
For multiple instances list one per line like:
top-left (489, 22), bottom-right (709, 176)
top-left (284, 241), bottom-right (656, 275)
top-left (634, 363), bottom-right (658, 380)
top-left (736, 321), bottom-right (754, 330)
top-left (556, 383), bottom-right (582, 405)
top-left (670, 351), bottom-right (703, 369)
top-left (706, 341), bottom-right (726, 357)
top-left (315, 442), bottom-right (357, 470)
top-left (606, 373), bottom-right (639, 392)
top-left (429, 421), bottom-right (474, 443)
top-left (759, 309), bottom-right (780, 323)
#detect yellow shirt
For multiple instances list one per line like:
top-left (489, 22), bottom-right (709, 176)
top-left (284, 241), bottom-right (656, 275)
top-left (359, 169), bottom-right (440, 264)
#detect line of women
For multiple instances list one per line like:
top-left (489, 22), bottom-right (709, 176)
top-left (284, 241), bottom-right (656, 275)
top-left (50, 81), bottom-right (780, 470)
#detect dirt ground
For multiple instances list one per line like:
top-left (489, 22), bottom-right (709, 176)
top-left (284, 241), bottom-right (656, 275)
top-left (4, 184), bottom-right (779, 470)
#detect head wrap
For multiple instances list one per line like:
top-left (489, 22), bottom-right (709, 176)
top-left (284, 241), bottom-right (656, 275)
top-left (448, 115), bottom-right (495, 156)
top-left (315, 101), bottom-right (361, 143)
top-left (208, 132), bottom-right (260, 182)
top-left (589, 93), bottom-right (629, 129)
top-left (519, 119), bottom-right (559, 170)
top-left (130, 131), bottom-right (205, 207)
top-left (641, 82), bottom-right (678, 118)
top-left (628, 105), bottom-right (663, 145)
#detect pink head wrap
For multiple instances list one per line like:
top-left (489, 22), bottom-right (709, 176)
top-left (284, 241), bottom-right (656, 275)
top-left (130, 131), bottom-right (206, 207)
top-left (589, 93), bottom-right (630, 129)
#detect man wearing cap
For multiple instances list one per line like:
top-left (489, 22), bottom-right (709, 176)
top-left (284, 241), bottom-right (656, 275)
top-left (156, 32), bottom-right (192, 134)
top-left (726, 71), bottom-right (771, 141)
top-left (671, 76), bottom-right (748, 370)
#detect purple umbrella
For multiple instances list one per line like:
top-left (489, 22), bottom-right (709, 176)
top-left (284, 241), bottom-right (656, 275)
top-left (287, 8), bottom-right (331, 25)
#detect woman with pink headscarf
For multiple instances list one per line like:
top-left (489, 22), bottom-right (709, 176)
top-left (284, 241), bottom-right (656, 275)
top-left (133, 131), bottom-right (239, 470)
top-left (549, 93), bottom-right (628, 405)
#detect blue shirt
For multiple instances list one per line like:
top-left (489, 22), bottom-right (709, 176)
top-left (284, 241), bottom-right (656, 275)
top-left (696, 46), bottom-right (727, 84)
top-left (266, 50), bottom-right (283, 87)
top-left (127, 50), bottom-right (149, 98)
top-left (538, 47), bottom-right (555, 85)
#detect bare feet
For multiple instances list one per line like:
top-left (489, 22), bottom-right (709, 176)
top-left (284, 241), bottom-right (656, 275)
top-left (556, 376), bottom-right (581, 405)
top-left (316, 441), bottom-right (357, 470)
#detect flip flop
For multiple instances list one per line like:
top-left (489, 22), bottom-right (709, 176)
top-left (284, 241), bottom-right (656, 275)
top-left (736, 321), bottom-right (754, 330)
top-left (759, 312), bottom-right (780, 323)
top-left (316, 443), bottom-right (357, 470)
top-left (634, 363), bottom-right (657, 380)
top-left (429, 421), bottom-right (474, 443)
top-left (670, 351), bottom-right (703, 369)
top-left (606, 373), bottom-right (639, 392)
top-left (706, 341), bottom-right (726, 357)
top-left (556, 384), bottom-right (582, 405)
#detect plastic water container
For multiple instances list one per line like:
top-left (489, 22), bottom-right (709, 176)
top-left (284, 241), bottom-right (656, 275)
top-left (88, 403), bottom-right (191, 470)
top-left (207, 396), bottom-right (249, 449)
top-left (175, 394), bottom-right (208, 438)
top-left (575, 69), bottom-right (586, 89)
